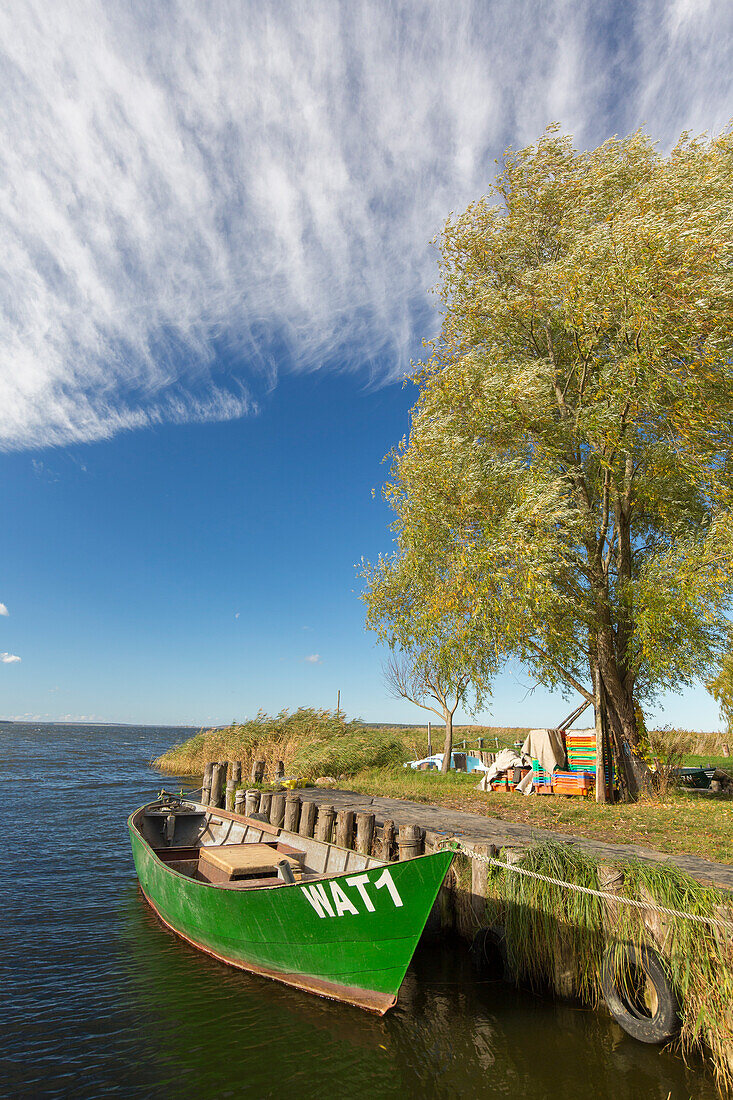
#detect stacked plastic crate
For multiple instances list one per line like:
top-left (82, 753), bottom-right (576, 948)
top-left (561, 729), bottom-right (597, 795)
top-left (531, 758), bottom-right (553, 794)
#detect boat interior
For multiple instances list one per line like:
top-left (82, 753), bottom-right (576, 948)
top-left (133, 798), bottom-right (386, 889)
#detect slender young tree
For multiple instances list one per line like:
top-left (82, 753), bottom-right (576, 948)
top-left (362, 551), bottom-right (495, 773)
top-left (383, 651), bottom-right (469, 773)
top-left (367, 125), bottom-right (733, 799)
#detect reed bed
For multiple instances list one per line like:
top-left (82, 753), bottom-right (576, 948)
top-left (479, 842), bottom-right (733, 1092)
top-left (153, 708), bottom-right (413, 780)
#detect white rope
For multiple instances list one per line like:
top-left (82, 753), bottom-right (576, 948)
top-left (442, 840), bottom-right (733, 932)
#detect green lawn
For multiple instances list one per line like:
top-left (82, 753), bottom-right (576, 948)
top-left (349, 766), bottom-right (733, 863)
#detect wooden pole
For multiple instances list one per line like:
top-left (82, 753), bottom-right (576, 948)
top-left (315, 805), bottom-right (336, 843)
top-left (336, 690), bottom-right (340, 717)
top-left (470, 843), bottom-right (491, 925)
top-left (245, 789), bottom-right (259, 817)
top-left (381, 819), bottom-right (395, 861)
top-left (225, 779), bottom-right (236, 812)
top-left (251, 759), bottom-right (265, 784)
top-left (355, 811), bottom-right (375, 856)
top-left (284, 791), bottom-right (301, 832)
top-left (234, 787), bottom-right (245, 816)
top-left (231, 762), bottom-right (242, 784)
top-left (258, 791), bottom-right (272, 819)
top-left (427, 721), bottom-right (432, 757)
top-left (275, 760), bottom-right (285, 782)
top-left (270, 791), bottom-right (286, 828)
top-left (209, 763), bottom-right (226, 809)
top-left (201, 761), bottom-right (213, 806)
top-left (335, 809), bottom-right (355, 849)
top-left (298, 800), bottom-right (317, 838)
top-left (593, 666), bottom-right (608, 804)
top-left (398, 824), bottom-right (423, 860)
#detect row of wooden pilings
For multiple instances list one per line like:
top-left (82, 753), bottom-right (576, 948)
top-left (199, 760), bottom-right (424, 862)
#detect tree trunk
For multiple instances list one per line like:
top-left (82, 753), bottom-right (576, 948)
top-left (595, 651), bottom-right (650, 801)
top-left (592, 663), bottom-right (608, 804)
top-left (440, 711), bottom-right (453, 774)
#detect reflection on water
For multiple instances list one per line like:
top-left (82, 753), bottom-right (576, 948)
top-left (1, 722), bottom-right (717, 1098)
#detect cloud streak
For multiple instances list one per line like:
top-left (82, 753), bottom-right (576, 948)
top-left (1, 1), bottom-right (730, 450)
top-left (0, 603), bottom-right (8, 616)
top-left (1, 652), bottom-right (21, 663)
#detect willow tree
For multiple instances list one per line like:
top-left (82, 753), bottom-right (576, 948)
top-left (365, 125), bottom-right (733, 799)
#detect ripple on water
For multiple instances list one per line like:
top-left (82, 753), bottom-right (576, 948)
top-left (0, 722), bottom-right (719, 1099)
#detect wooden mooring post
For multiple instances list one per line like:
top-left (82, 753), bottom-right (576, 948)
top-left (209, 763), bottom-right (226, 809)
top-left (245, 789), bottom-right (259, 817)
top-left (299, 800), bottom-right (317, 838)
top-left (270, 791), bottom-right (286, 828)
top-left (231, 762), bottom-right (242, 784)
top-left (258, 791), bottom-right (273, 819)
top-left (225, 778), bottom-right (236, 812)
top-left (315, 805), bottom-right (336, 844)
top-left (335, 809), bottom-right (355, 850)
top-left (381, 820), bottom-right (395, 861)
top-left (284, 791), bottom-right (301, 832)
top-left (355, 811), bottom-right (375, 856)
top-left (251, 759), bottom-right (265, 784)
top-left (201, 762), bottom-right (213, 806)
top-left (398, 824), bottom-right (423, 860)
top-left (234, 787), bottom-right (245, 816)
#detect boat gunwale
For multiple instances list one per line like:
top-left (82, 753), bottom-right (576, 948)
top-left (128, 800), bottom-right (397, 893)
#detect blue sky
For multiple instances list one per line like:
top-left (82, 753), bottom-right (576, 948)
top-left (1, 0), bottom-right (731, 727)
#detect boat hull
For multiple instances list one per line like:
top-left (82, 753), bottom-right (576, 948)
top-left (129, 811), bottom-right (453, 1013)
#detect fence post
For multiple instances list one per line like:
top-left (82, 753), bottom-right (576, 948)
top-left (210, 763), bottom-right (226, 809)
top-left (355, 812), bottom-right (375, 856)
top-left (398, 824), bottom-right (423, 860)
top-left (335, 809), bottom-right (355, 849)
top-left (299, 800), bottom-right (317, 838)
top-left (470, 843), bottom-right (491, 926)
top-left (270, 791), bottom-right (286, 828)
top-left (201, 762), bottom-right (213, 806)
top-left (225, 778), bottom-right (236, 812)
top-left (315, 805), bottom-right (336, 844)
top-left (381, 820), bottom-right (395, 861)
top-left (284, 792), bottom-right (301, 832)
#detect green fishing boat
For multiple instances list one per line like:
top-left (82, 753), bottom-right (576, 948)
top-left (129, 795), bottom-right (453, 1013)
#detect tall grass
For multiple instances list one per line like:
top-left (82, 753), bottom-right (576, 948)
top-left (154, 708), bottom-right (413, 779)
top-left (154, 711), bottom-right (527, 780)
top-left (480, 842), bottom-right (733, 1092)
top-left (653, 728), bottom-right (729, 757)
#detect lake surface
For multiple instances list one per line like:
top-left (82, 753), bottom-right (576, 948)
top-left (1, 722), bottom-right (717, 1098)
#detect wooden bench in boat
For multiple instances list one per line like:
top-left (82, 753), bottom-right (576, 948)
top-left (199, 842), bottom-right (304, 884)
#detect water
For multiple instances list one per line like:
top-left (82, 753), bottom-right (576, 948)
top-left (1, 722), bottom-right (717, 1099)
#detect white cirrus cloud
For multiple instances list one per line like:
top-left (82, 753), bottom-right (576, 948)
top-left (0, 603), bottom-right (8, 616)
top-left (1, 652), bottom-right (21, 663)
top-left (1, 1), bottom-right (731, 451)
top-left (304, 654), bottom-right (322, 664)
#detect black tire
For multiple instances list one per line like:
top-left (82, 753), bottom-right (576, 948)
top-left (600, 942), bottom-right (679, 1044)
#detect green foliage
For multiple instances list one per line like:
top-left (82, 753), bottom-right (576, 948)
top-left (483, 843), bottom-right (733, 1089)
top-left (364, 123), bottom-right (733, 774)
top-left (708, 656), bottom-right (733, 737)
